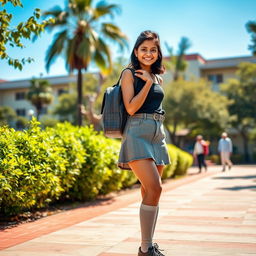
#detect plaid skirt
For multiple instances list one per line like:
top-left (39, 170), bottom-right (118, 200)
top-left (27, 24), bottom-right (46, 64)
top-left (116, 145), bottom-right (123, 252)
top-left (118, 113), bottom-right (170, 170)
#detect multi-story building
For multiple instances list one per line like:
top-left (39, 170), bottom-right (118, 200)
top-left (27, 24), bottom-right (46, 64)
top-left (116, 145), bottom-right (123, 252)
top-left (0, 75), bottom-right (76, 121)
top-left (184, 54), bottom-right (256, 91)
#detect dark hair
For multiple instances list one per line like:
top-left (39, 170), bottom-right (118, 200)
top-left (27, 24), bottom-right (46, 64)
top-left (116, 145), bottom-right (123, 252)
top-left (129, 30), bottom-right (164, 74)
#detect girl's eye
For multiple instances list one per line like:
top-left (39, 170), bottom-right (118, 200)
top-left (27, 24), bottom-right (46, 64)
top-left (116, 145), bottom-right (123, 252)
top-left (151, 49), bottom-right (157, 53)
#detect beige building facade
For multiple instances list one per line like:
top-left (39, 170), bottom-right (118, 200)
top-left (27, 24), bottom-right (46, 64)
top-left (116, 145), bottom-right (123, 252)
top-left (0, 75), bottom-right (76, 121)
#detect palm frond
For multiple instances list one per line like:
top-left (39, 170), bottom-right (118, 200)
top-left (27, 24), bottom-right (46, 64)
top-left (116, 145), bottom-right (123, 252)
top-left (43, 5), bottom-right (63, 18)
top-left (65, 38), bottom-right (76, 71)
top-left (45, 30), bottom-right (68, 72)
top-left (246, 21), bottom-right (256, 33)
top-left (43, 5), bottom-right (69, 32)
top-left (94, 49), bottom-right (108, 72)
top-left (76, 36), bottom-right (92, 63)
top-left (101, 23), bottom-right (128, 50)
top-left (91, 1), bottom-right (120, 20)
top-left (98, 37), bottom-right (111, 68)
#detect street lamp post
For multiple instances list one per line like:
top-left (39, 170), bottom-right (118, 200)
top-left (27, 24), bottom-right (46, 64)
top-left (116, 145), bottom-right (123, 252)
top-left (27, 109), bottom-right (35, 121)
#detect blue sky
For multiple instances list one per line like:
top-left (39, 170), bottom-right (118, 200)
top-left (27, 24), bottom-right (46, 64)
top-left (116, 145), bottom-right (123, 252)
top-left (1, 0), bottom-right (255, 81)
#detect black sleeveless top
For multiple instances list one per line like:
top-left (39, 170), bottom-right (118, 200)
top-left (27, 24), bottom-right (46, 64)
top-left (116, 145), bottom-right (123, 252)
top-left (134, 77), bottom-right (165, 114)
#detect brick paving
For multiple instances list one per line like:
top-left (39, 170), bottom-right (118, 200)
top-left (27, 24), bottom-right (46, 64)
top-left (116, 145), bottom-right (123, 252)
top-left (0, 165), bottom-right (256, 256)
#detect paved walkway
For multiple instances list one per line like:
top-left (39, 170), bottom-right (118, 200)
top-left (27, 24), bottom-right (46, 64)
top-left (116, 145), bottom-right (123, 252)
top-left (0, 165), bottom-right (256, 256)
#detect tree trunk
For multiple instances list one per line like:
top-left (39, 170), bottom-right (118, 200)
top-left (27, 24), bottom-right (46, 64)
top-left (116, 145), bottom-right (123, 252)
top-left (173, 71), bottom-right (178, 81)
top-left (171, 120), bottom-right (178, 145)
top-left (240, 129), bottom-right (250, 163)
top-left (36, 103), bottom-right (42, 121)
top-left (77, 68), bottom-right (83, 126)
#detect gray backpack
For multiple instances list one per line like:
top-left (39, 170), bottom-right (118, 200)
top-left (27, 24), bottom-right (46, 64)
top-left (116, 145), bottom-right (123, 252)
top-left (101, 68), bottom-right (135, 138)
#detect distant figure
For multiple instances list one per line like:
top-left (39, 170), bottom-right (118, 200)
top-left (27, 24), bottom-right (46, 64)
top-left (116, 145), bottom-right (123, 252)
top-left (193, 135), bottom-right (208, 173)
top-left (218, 132), bottom-right (233, 172)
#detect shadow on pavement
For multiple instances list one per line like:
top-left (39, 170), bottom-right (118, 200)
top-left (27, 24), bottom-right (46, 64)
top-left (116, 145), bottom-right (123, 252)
top-left (212, 175), bottom-right (256, 180)
top-left (217, 185), bottom-right (256, 191)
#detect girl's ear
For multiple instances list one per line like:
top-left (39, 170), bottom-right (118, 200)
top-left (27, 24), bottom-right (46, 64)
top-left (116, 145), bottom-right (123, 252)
top-left (134, 49), bottom-right (138, 57)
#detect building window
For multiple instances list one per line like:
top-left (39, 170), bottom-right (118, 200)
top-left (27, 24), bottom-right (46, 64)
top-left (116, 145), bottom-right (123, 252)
top-left (207, 74), bottom-right (223, 83)
top-left (16, 109), bottom-right (26, 116)
top-left (58, 89), bottom-right (68, 96)
top-left (15, 92), bottom-right (26, 100)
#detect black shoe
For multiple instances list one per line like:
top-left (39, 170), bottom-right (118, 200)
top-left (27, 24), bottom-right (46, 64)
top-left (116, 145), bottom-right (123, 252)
top-left (153, 243), bottom-right (165, 256)
top-left (138, 244), bottom-right (165, 256)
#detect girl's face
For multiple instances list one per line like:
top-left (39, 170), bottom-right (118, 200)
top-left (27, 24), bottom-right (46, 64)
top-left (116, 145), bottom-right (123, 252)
top-left (134, 40), bottom-right (158, 68)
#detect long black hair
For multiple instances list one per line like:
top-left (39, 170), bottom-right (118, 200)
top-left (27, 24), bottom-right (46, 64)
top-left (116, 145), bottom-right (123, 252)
top-left (129, 30), bottom-right (165, 74)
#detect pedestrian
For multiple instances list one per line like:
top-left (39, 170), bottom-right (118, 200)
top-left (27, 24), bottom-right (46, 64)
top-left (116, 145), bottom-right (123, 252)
top-left (118, 30), bottom-right (170, 256)
top-left (193, 135), bottom-right (208, 173)
top-left (218, 132), bottom-right (233, 171)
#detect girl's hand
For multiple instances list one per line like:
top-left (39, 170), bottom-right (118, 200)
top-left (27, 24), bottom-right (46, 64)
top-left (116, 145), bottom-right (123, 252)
top-left (135, 69), bottom-right (153, 84)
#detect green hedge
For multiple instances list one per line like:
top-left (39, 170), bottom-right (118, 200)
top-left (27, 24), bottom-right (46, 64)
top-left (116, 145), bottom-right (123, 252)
top-left (0, 119), bottom-right (192, 216)
top-left (162, 144), bottom-right (193, 178)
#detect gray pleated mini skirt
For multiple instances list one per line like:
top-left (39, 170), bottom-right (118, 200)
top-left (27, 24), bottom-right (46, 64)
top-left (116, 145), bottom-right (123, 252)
top-left (118, 113), bottom-right (170, 170)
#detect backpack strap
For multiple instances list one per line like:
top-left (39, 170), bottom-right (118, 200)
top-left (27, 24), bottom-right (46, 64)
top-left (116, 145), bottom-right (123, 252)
top-left (100, 68), bottom-right (136, 115)
top-left (155, 74), bottom-right (161, 84)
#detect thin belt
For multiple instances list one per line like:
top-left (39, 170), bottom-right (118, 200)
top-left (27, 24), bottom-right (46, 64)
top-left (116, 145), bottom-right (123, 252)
top-left (131, 113), bottom-right (165, 122)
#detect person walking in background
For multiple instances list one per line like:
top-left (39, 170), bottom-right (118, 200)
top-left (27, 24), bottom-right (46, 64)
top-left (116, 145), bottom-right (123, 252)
top-left (218, 132), bottom-right (233, 172)
top-left (193, 135), bottom-right (208, 173)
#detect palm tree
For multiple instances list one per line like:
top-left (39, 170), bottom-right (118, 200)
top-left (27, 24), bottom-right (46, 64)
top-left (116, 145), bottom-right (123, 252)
top-left (165, 37), bottom-right (191, 81)
top-left (246, 20), bottom-right (256, 55)
top-left (27, 78), bottom-right (53, 120)
top-left (43, 0), bottom-right (128, 126)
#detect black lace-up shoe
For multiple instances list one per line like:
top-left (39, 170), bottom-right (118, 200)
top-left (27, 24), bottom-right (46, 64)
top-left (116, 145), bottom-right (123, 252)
top-left (138, 244), bottom-right (165, 256)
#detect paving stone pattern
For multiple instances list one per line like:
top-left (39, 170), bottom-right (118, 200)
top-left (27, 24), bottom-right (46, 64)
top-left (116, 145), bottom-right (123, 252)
top-left (0, 165), bottom-right (256, 256)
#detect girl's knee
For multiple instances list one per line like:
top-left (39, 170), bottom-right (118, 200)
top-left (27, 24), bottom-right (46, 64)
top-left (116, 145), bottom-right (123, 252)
top-left (147, 183), bottom-right (162, 197)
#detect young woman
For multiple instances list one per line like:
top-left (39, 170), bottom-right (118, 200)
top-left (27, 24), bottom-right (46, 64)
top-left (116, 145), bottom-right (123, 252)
top-left (118, 31), bottom-right (170, 256)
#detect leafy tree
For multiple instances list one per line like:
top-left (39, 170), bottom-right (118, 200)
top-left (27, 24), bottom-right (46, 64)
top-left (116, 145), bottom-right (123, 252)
top-left (221, 62), bottom-right (256, 162)
top-left (42, 0), bottom-right (128, 126)
top-left (53, 93), bottom-right (77, 123)
top-left (164, 37), bottom-right (191, 81)
top-left (163, 79), bottom-right (230, 146)
top-left (0, 106), bottom-right (16, 126)
top-left (27, 78), bottom-right (53, 120)
top-left (246, 20), bottom-right (256, 55)
top-left (0, 0), bottom-right (54, 70)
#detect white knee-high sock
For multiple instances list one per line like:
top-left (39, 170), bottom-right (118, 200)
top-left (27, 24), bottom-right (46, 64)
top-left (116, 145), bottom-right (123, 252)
top-left (140, 203), bottom-right (158, 253)
top-left (151, 204), bottom-right (159, 238)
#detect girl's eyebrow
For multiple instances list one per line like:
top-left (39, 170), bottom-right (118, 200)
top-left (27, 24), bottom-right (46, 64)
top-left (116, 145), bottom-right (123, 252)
top-left (141, 46), bottom-right (157, 49)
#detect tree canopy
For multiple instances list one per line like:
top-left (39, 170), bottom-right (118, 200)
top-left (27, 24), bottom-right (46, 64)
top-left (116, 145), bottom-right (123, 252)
top-left (163, 79), bottom-right (231, 145)
top-left (221, 62), bottom-right (256, 161)
top-left (246, 20), bottom-right (256, 55)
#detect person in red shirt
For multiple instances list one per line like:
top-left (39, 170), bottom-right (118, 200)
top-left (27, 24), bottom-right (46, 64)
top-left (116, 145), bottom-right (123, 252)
top-left (193, 135), bottom-right (208, 173)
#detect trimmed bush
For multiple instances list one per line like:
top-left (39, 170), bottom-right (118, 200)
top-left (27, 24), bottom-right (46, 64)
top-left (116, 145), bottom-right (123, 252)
top-left (0, 120), bottom-right (84, 215)
top-left (207, 154), bottom-right (220, 164)
top-left (172, 145), bottom-right (193, 177)
top-left (162, 144), bottom-right (178, 179)
top-left (0, 120), bottom-right (192, 216)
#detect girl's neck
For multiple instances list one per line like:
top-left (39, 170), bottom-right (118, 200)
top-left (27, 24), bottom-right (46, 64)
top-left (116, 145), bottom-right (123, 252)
top-left (140, 64), bottom-right (151, 73)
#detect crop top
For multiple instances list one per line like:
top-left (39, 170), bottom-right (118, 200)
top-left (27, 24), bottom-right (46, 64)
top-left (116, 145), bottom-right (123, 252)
top-left (134, 77), bottom-right (165, 114)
